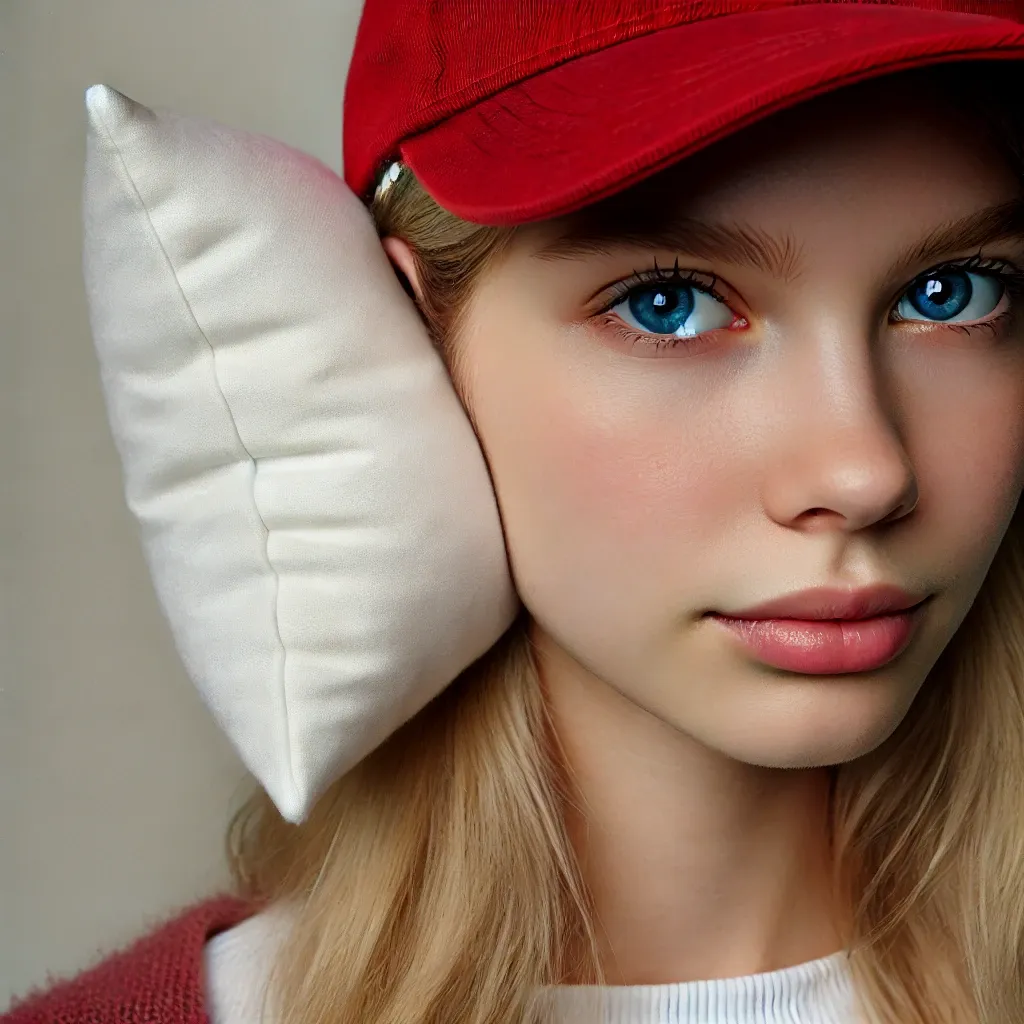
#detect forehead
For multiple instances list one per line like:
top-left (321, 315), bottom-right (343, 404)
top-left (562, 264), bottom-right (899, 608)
top-left (514, 68), bottom-right (1021, 264)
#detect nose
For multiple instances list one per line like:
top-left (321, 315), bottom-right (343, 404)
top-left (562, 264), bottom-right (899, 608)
top-left (759, 336), bottom-right (919, 534)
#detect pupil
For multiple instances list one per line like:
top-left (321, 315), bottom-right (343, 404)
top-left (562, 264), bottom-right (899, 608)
top-left (910, 272), bottom-right (971, 321)
top-left (629, 286), bottom-right (694, 333)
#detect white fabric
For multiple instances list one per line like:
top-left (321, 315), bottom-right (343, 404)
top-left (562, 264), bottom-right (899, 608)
top-left (203, 907), bottom-right (861, 1024)
top-left (81, 85), bottom-right (519, 824)
top-left (205, 907), bottom-right (293, 1024)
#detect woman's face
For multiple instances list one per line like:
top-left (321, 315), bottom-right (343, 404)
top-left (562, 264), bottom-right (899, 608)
top-left (452, 74), bottom-right (1024, 768)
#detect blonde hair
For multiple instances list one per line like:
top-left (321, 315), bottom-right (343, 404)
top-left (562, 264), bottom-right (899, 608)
top-left (225, 62), bottom-right (1024, 1023)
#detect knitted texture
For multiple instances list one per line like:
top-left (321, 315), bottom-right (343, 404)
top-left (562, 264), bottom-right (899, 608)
top-left (2, 896), bottom-right (258, 1024)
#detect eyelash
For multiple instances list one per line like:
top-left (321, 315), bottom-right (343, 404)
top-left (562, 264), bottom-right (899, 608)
top-left (890, 253), bottom-right (1024, 338)
top-left (593, 258), bottom-right (729, 352)
top-left (591, 254), bottom-right (1024, 352)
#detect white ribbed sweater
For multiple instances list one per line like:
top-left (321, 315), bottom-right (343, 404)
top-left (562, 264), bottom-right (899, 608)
top-left (203, 904), bottom-right (861, 1023)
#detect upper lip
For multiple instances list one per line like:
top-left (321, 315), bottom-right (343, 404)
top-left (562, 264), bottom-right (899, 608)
top-left (716, 585), bottom-right (928, 621)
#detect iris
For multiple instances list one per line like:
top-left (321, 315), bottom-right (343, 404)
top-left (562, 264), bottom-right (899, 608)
top-left (906, 271), bottom-right (973, 321)
top-left (628, 286), bottom-right (696, 334)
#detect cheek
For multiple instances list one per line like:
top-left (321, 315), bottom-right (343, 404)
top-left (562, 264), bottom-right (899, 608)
top-left (903, 346), bottom-right (1024, 573)
top-left (467, 335), bottom-right (746, 621)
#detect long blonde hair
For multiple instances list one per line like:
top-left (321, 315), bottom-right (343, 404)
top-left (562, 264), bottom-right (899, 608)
top-left (224, 62), bottom-right (1024, 1023)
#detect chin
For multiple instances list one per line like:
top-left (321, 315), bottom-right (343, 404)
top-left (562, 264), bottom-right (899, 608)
top-left (708, 681), bottom-right (921, 770)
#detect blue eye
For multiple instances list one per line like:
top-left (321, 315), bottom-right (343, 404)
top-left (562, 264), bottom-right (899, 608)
top-left (896, 270), bottom-right (1004, 323)
top-left (611, 283), bottom-right (734, 337)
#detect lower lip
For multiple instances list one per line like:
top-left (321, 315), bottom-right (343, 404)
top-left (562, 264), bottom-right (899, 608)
top-left (707, 604), bottom-right (927, 675)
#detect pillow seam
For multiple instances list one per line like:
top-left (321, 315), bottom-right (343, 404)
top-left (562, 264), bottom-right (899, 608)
top-left (88, 108), bottom-right (299, 812)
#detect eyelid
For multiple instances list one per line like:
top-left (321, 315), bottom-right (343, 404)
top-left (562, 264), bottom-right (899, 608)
top-left (589, 263), bottom-right (734, 315)
top-left (888, 253), bottom-right (1022, 302)
top-left (916, 252), bottom-right (1023, 274)
top-left (890, 256), bottom-right (1024, 326)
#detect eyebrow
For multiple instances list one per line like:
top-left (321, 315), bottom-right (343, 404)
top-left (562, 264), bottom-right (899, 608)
top-left (530, 197), bottom-right (1024, 282)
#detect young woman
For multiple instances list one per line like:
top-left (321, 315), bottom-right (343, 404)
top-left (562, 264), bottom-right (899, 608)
top-left (222, 53), bottom-right (1024, 1024)
top-left (9, 3), bottom-right (1024, 1024)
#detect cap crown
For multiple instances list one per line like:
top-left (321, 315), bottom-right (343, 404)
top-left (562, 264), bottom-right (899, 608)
top-left (342, 0), bottom-right (1024, 198)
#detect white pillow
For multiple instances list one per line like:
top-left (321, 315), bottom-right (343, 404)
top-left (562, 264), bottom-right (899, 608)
top-left (81, 85), bottom-right (519, 824)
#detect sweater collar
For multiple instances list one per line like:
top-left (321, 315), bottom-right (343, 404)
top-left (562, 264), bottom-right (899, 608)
top-left (540, 949), bottom-right (858, 1023)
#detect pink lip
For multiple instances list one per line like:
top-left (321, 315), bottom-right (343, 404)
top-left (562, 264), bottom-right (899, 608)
top-left (722, 584), bottom-right (925, 622)
top-left (707, 599), bottom-right (930, 675)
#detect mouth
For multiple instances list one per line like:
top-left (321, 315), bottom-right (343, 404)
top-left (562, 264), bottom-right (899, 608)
top-left (704, 597), bottom-right (932, 675)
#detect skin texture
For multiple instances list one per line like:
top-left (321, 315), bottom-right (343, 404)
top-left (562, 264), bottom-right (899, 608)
top-left (385, 75), bottom-right (1024, 985)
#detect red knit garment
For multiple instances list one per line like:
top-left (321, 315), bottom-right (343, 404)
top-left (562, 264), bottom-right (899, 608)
top-left (2, 896), bottom-right (259, 1024)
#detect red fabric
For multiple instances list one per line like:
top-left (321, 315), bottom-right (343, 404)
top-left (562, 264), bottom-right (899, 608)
top-left (341, 0), bottom-right (1024, 225)
top-left (1, 896), bottom-right (259, 1024)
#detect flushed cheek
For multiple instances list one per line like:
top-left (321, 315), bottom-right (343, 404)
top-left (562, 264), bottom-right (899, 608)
top-left (479, 364), bottom-right (747, 635)
top-left (903, 351), bottom-right (1024, 580)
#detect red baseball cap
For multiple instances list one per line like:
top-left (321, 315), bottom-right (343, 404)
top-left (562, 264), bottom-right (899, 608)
top-left (343, 0), bottom-right (1024, 227)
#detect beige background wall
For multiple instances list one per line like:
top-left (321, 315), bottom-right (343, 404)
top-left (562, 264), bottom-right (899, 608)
top-left (2, 0), bottom-right (364, 1005)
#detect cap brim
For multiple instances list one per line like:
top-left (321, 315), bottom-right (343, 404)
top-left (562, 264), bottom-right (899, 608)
top-left (400, 3), bottom-right (1024, 226)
